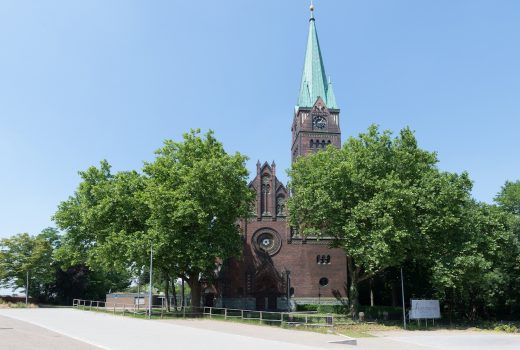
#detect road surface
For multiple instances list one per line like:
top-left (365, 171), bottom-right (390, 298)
top-left (1, 308), bottom-right (519, 350)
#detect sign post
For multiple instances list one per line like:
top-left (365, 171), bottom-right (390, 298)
top-left (400, 267), bottom-right (406, 330)
top-left (409, 299), bottom-right (441, 324)
top-left (148, 243), bottom-right (153, 319)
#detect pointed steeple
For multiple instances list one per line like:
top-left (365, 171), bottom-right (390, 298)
top-left (297, 4), bottom-right (338, 109)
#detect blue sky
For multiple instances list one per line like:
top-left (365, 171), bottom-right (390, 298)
top-left (1, 0), bottom-right (519, 239)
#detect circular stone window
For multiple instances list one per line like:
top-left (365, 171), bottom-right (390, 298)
top-left (319, 277), bottom-right (329, 287)
top-left (252, 229), bottom-right (282, 256)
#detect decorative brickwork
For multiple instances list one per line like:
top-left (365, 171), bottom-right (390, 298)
top-left (217, 9), bottom-right (347, 311)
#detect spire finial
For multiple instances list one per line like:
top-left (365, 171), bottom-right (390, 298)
top-left (310, 0), bottom-right (315, 20)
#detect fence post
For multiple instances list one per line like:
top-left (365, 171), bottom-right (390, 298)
top-left (260, 311), bottom-right (263, 322)
top-left (183, 306), bottom-right (186, 318)
top-left (123, 304), bottom-right (126, 316)
top-left (224, 308), bottom-right (227, 320)
top-left (241, 309), bottom-right (244, 320)
top-left (113, 304), bottom-right (116, 314)
top-left (90, 300), bottom-right (92, 310)
top-left (209, 307), bottom-right (212, 319)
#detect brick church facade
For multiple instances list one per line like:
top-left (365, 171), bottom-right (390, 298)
top-left (216, 6), bottom-right (347, 310)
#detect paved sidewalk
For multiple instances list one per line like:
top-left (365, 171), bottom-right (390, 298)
top-left (159, 318), bottom-right (355, 349)
top-left (375, 330), bottom-right (520, 350)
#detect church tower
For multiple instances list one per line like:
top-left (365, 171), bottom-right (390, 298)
top-left (217, 4), bottom-right (347, 311)
top-left (291, 5), bottom-right (341, 163)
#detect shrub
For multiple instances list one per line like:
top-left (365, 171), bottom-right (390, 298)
top-left (494, 324), bottom-right (518, 333)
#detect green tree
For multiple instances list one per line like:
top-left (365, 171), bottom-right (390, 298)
top-left (493, 180), bottom-right (520, 316)
top-left (429, 202), bottom-right (517, 320)
top-left (0, 228), bottom-right (59, 301)
top-left (143, 129), bottom-right (253, 307)
top-left (53, 161), bottom-right (147, 303)
top-left (288, 125), bottom-right (472, 314)
top-left (495, 180), bottom-right (520, 215)
top-left (54, 161), bottom-right (150, 271)
top-left (53, 264), bottom-right (131, 305)
top-left (54, 130), bottom-right (252, 307)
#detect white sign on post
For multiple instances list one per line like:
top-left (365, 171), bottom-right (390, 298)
top-left (409, 299), bottom-right (441, 319)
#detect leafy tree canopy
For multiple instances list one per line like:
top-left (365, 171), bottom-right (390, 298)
top-left (143, 129), bottom-right (253, 306)
top-left (53, 129), bottom-right (253, 307)
top-left (288, 125), bottom-right (472, 312)
top-left (0, 228), bottom-right (59, 300)
top-left (495, 180), bottom-right (520, 216)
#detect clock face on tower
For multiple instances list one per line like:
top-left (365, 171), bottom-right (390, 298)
top-left (312, 116), bottom-right (327, 129)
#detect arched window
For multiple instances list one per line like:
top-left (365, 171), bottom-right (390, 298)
top-left (326, 255), bottom-right (331, 264)
top-left (276, 195), bottom-right (286, 216)
top-left (316, 255), bottom-right (321, 264)
top-left (310, 139), bottom-right (314, 148)
top-left (321, 140), bottom-right (326, 148)
top-left (261, 175), bottom-right (271, 215)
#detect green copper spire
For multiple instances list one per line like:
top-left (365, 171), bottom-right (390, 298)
top-left (297, 5), bottom-right (338, 109)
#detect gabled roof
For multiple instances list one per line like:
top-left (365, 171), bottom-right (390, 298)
top-left (297, 12), bottom-right (338, 110)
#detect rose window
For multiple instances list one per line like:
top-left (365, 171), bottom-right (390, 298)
top-left (252, 229), bottom-right (282, 256)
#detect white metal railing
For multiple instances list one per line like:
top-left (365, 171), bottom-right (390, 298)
top-left (72, 299), bottom-right (350, 328)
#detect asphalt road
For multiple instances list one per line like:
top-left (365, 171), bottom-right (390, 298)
top-left (0, 308), bottom-right (519, 350)
top-left (0, 308), bottom-right (343, 350)
top-left (0, 313), bottom-right (98, 350)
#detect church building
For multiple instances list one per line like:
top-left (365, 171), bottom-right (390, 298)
top-left (217, 5), bottom-right (347, 310)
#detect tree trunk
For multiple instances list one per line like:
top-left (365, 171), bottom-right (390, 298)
top-left (391, 282), bottom-right (397, 307)
top-left (137, 282), bottom-right (140, 311)
top-left (347, 258), bottom-right (360, 318)
top-left (172, 279), bottom-right (177, 308)
top-left (164, 274), bottom-right (170, 312)
top-left (188, 273), bottom-right (201, 311)
top-left (350, 274), bottom-right (359, 318)
top-left (370, 279), bottom-right (374, 307)
top-left (181, 278), bottom-right (185, 307)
